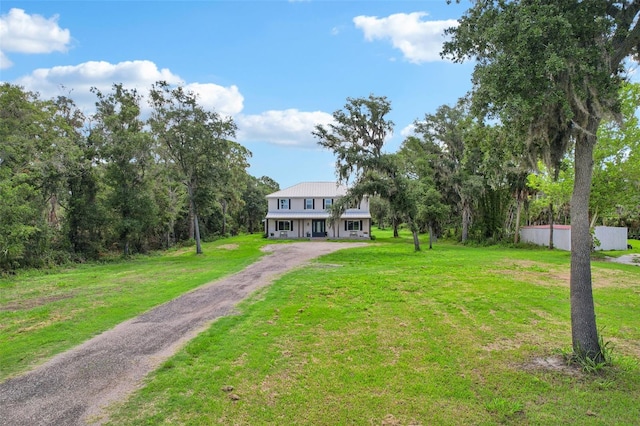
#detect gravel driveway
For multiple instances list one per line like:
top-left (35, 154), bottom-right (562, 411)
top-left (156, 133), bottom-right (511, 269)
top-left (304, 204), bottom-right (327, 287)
top-left (606, 253), bottom-right (640, 266)
top-left (0, 242), bottom-right (366, 426)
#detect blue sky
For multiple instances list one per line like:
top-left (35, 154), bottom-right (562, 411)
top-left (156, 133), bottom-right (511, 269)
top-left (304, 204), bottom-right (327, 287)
top-left (1, 1), bottom-right (474, 189)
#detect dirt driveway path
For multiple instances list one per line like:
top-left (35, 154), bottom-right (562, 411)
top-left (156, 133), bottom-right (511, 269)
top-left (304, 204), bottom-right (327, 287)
top-left (0, 242), bottom-right (366, 426)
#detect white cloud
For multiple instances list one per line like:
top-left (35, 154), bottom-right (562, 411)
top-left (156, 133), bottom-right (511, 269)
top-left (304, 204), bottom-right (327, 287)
top-left (185, 82), bottom-right (243, 116)
top-left (400, 123), bottom-right (416, 138)
top-left (353, 12), bottom-right (458, 64)
top-left (625, 59), bottom-right (638, 82)
top-left (237, 109), bottom-right (334, 147)
top-left (0, 8), bottom-right (72, 68)
top-left (13, 60), bottom-right (244, 116)
top-left (10, 58), bottom-right (323, 147)
top-left (0, 50), bottom-right (13, 69)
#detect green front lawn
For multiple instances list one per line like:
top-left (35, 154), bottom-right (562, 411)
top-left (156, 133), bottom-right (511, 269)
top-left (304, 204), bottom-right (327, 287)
top-left (0, 235), bottom-right (270, 380)
top-left (104, 232), bottom-right (639, 425)
top-left (2, 232), bottom-right (638, 424)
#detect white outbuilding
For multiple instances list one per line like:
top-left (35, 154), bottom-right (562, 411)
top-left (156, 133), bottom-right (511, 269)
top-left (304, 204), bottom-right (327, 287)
top-left (520, 225), bottom-right (628, 251)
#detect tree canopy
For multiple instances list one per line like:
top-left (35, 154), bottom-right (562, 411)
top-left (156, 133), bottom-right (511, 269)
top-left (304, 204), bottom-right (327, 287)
top-left (0, 82), bottom-right (274, 271)
top-left (149, 81), bottom-right (240, 254)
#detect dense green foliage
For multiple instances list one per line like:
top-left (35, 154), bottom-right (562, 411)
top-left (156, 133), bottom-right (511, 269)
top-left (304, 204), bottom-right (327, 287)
top-left (315, 95), bottom-right (433, 250)
top-left (0, 83), bottom-right (278, 272)
top-left (526, 82), bottom-right (640, 233)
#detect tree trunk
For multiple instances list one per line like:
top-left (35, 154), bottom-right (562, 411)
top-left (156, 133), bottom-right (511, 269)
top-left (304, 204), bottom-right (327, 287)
top-left (514, 191), bottom-right (522, 244)
top-left (409, 220), bottom-right (420, 251)
top-left (570, 118), bottom-right (602, 362)
top-left (461, 202), bottom-right (471, 243)
top-left (429, 224), bottom-right (434, 249)
top-left (193, 209), bottom-right (202, 255)
top-left (48, 194), bottom-right (59, 227)
top-left (221, 199), bottom-right (227, 236)
top-left (549, 202), bottom-right (554, 250)
top-left (412, 231), bottom-right (421, 251)
top-left (393, 216), bottom-right (399, 238)
top-left (188, 203), bottom-right (195, 240)
top-left (589, 206), bottom-right (598, 228)
top-left (167, 218), bottom-right (174, 248)
top-left (187, 185), bottom-right (203, 254)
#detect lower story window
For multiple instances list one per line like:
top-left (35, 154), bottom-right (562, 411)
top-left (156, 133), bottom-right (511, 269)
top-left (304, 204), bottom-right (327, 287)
top-left (346, 220), bottom-right (361, 231)
top-left (276, 220), bottom-right (292, 231)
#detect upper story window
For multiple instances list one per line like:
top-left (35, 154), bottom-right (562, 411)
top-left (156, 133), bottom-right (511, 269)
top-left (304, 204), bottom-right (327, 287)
top-left (347, 199), bottom-right (361, 209)
top-left (305, 198), bottom-right (314, 210)
top-left (278, 198), bottom-right (290, 210)
top-left (323, 198), bottom-right (333, 209)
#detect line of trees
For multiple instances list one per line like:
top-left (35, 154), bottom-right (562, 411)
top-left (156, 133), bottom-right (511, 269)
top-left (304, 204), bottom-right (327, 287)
top-left (0, 82), bottom-right (279, 272)
top-left (317, 87), bottom-right (639, 250)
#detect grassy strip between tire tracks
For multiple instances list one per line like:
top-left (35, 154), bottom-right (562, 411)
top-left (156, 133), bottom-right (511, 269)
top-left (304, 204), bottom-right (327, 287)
top-left (2, 232), bottom-right (639, 425)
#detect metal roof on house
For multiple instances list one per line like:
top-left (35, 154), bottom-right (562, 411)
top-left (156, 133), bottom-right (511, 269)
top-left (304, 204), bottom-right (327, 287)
top-left (266, 212), bottom-right (331, 219)
top-left (266, 211), bottom-right (371, 219)
top-left (266, 182), bottom-right (347, 198)
top-left (341, 211), bottom-right (371, 219)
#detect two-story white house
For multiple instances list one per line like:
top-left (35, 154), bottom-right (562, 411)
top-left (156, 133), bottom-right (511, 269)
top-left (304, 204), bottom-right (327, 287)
top-left (265, 182), bottom-right (371, 239)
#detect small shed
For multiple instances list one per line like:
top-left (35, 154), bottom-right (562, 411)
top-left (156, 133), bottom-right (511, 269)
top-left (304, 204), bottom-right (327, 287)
top-left (519, 225), bottom-right (628, 251)
top-left (520, 225), bottom-right (572, 250)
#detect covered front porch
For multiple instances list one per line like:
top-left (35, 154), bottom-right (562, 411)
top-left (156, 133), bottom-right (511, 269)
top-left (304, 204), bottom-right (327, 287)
top-left (264, 212), bottom-right (370, 240)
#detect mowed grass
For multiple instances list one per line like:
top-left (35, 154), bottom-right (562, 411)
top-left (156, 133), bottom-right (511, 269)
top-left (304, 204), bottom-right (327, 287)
top-left (101, 232), bottom-right (640, 425)
top-left (0, 235), bottom-right (271, 380)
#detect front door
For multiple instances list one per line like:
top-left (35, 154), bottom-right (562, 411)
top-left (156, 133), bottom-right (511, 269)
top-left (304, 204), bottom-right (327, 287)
top-left (311, 219), bottom-right (326, 237)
